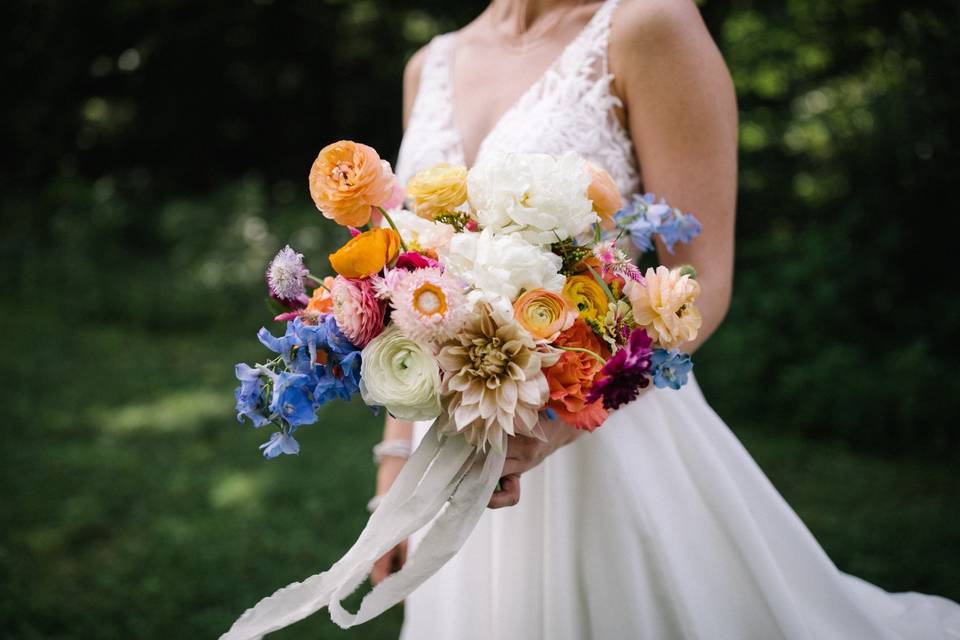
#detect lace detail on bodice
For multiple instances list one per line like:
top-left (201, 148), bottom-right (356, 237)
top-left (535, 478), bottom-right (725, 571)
top-left (395, 0), bottom-right (640, 199)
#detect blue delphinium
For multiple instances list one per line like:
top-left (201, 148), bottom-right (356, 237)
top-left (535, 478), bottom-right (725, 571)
top-left (612, 193), bottom-right (702, 254)
top-left (269, 371), bottom-right (318, 427)
top-left (649, 349), bottom-right (694, 390)
top-left (657, 212), bottom-right (702, 254)
top-left (238, 315), bottom-right (364, 458)
top-left (257, 321), bottom-right (300, 364)
top-left (259, 431), bottom-right (301, 459)
top-left (234, 363), bottom-right (271, 427)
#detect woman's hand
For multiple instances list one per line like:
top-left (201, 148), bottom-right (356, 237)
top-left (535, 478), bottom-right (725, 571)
top-left (487, 414), bottom-right (585, 509)
top-left (371, 539), bottom-right (408, 586)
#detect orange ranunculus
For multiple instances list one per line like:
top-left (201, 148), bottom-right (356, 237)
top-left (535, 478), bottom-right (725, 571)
top-left (544, 319), bottom-right (609, 431)
top-left (585, 162), bottom-right (622, 224)
top-left (303, 276), bottom-right (336, 319)
top-left (513, 289), bottom-right (577, 342)
top-left (309, 140), bottom-right (396, 228)
top-left (328, 228), bottom-right (401, 279)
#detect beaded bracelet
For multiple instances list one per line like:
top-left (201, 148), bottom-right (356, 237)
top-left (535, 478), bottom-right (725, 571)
top-left (372, 439), bottom-right (412, 465)
top-left (366, 495), bottom-right (383, 513)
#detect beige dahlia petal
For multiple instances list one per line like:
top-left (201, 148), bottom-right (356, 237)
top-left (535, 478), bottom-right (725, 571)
top-left (506, 361), bottom-right (526, 382)
top-left (497, 379), bottom-right (518, 414)
top-left (461, 379), bottom-right (484, 405)
top-left (479, 386), bottom-right (498, 419)
top-left (454, 401), bottom-right (480, 428)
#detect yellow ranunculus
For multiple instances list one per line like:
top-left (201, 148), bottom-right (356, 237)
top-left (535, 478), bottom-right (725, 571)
top-left (513, 289), bottom-right (577, 342)
top-left (328, 228), bottom-right (401, 279)
top-left (562, 275), bottom-right (609, 324)
top-left (625, 265), bottom-right (702, 348)
top-left (406, 163), bottom-right (468, 220)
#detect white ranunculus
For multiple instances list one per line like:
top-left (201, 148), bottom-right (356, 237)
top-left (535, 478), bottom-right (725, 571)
top-left (360, 325), bottom-right (442, 421)
top-left (440, 228), bottom-right (566, 304)
top-left (466, 151), bottom-right (597, 246)
top-left (384, 207), bottom-right (455, 253)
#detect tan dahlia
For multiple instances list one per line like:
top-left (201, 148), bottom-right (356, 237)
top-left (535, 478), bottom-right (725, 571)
top-left (435, 302), bottom-right (560, 452)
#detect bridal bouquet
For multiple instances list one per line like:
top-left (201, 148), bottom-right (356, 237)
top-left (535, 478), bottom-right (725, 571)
top-left (224, 141), bottom-right (702, 638)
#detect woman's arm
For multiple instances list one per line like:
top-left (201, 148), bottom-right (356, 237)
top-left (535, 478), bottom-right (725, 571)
top-left (370, 45), bottom-right (428, 586)
top-left (494, 1), bottom-right (739, 506)
top-left (611, 0), bottom-right (739, 354)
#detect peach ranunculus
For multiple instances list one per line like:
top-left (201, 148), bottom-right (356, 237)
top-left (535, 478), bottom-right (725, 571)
top-left (328, 228), bottom-right (402, 279)
top-left (585, 162), bottom-right (622, 223)
top-left (513, 289), bottom-right (577, 342)
top-left (309, 140), bottom-right (396, 228)
top-left (562, 274), bottom-right (609, 325)
top-left (544, 319), bottom-right (609, 431)
top-left (406, 163), bottom-right (469, 220)
top-left (625, 265), bottom-right (702, 348)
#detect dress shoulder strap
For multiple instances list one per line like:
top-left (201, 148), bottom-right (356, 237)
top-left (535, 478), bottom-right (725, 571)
top-left (555, 0), bottom-right (622, 80)
top-left (395, 33), bottom-right (461, 185)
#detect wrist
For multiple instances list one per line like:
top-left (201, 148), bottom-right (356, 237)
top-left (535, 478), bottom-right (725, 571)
top-left (376, 456), bottom-right (407, 494)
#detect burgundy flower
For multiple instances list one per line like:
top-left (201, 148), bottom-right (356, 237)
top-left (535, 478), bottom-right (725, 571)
top-left (395, 251), bottom-right (441, 271)
top-left (585, 329), bottom-right (653, 410)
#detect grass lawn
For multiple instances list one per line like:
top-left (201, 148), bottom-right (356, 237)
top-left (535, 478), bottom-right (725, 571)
top-left (2, 314), bottom-right (957, 639)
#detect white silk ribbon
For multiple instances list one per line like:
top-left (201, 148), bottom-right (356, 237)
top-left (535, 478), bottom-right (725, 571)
top-left (219, 419), bottom-right (506, 639)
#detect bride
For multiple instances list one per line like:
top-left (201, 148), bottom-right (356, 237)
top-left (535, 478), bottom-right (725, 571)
top-left (371, 0), bottom-right (960, 638)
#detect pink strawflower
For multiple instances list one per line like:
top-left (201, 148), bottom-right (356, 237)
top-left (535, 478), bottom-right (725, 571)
top-left (331, 276), bottom-right (385, 347)
top-left (389, 267), bottom-right (467, 345)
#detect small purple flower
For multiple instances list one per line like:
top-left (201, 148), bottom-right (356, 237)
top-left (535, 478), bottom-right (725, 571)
top-left (586, 329), bottom-right (654, 410)
top-left (267, 245), bottom-right (309, 302)
top-left (259, 431), bottom-right (300, 459)
top-left (650, 348), bottom-right (694, 390)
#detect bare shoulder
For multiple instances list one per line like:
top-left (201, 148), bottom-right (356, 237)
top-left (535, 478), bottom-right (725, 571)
top-left (609, 0), bottom-right (707, 52)
top-left (608, 0), bottom-right (733, 105)
top-left (402, 43), bottom-right (431, 129)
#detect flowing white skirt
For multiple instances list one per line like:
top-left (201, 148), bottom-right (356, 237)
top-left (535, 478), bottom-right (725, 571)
top-left (400, 373), bottom-right (960, 640)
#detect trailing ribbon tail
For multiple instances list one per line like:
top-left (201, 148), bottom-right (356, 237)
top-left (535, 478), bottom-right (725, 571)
top-left (219, 420), bottom-right (506, 639)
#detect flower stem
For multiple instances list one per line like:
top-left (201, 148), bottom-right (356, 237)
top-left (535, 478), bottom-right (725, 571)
top-left (306, 273), bottom-right (329, 290)
top-left (585, 264), bottom-right (616, 303)
top-left (557, 345), bottom-right (607, 365)
top-left (378, 206), bottom-right (409, 252)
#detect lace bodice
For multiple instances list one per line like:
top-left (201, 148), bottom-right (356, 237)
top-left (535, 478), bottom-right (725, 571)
top-left (395, 0), bottom-right (641, 198)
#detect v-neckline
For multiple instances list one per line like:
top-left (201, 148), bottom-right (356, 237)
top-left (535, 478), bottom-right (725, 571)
top-left (445, 0), bottom-right (610, 169)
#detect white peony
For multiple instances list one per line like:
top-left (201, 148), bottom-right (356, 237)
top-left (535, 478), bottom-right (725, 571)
top-left (466, 151), bottom-right (598, 246)
top-left (440, 228), bottom-right (566, 306)
top-left (383, 207), bottom-right (455, 253)
top-left (360, 325), bottom-right (442, 421)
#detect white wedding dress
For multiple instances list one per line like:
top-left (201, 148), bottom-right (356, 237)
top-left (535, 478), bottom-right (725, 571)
top-left (393, 1), bottom-right (960, 638)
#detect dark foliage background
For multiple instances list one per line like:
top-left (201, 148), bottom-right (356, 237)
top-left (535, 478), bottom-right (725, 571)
top-left (1, 1), bottom-right (957, 638)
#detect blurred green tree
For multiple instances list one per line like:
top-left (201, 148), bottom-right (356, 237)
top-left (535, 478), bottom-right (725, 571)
top-left (1, 0), bottom-right (958, 457)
